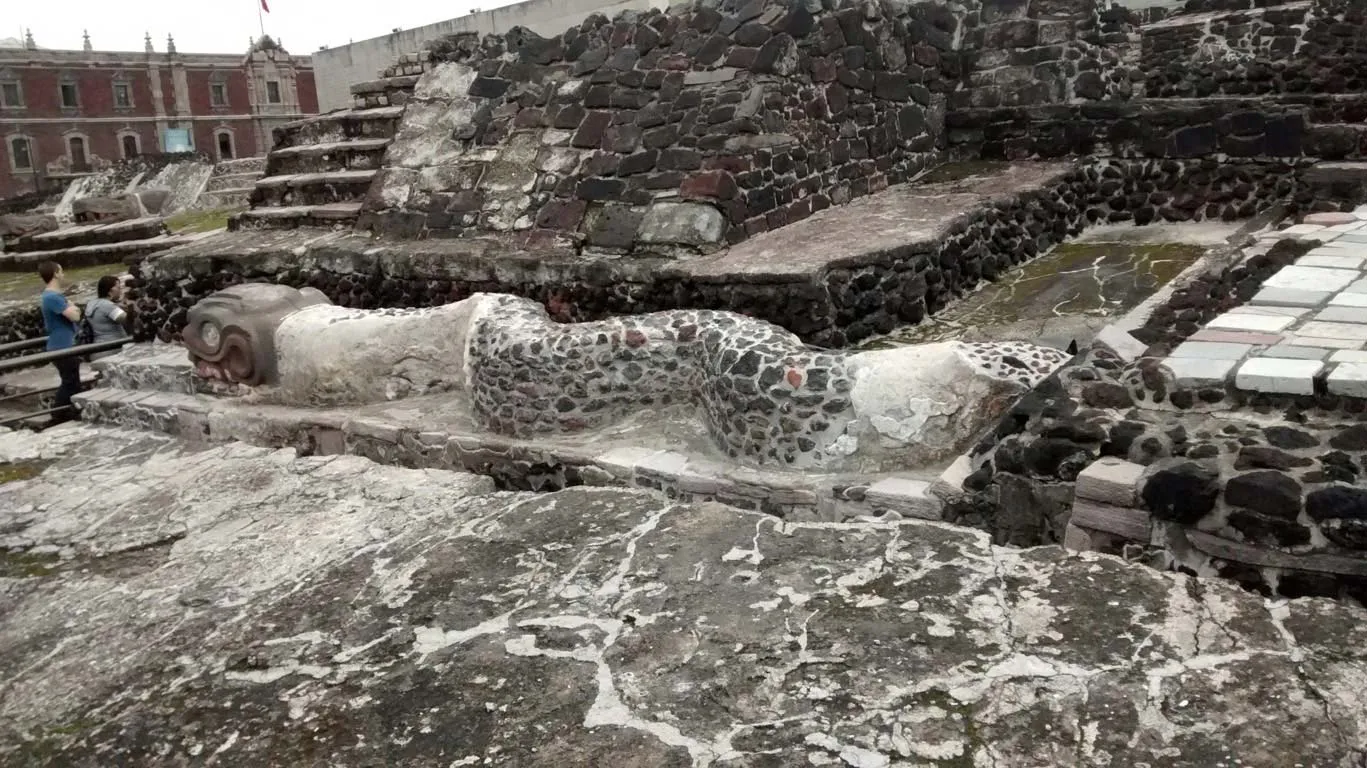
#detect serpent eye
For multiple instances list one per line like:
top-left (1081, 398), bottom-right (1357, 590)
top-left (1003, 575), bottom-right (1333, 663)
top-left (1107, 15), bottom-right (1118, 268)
top-left (199, 321), bottom-right (221, 351)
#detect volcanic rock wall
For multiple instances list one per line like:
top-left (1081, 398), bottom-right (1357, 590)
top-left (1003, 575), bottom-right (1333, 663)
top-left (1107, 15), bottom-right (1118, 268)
top-left (358, 0), bottom-right (1116, 251)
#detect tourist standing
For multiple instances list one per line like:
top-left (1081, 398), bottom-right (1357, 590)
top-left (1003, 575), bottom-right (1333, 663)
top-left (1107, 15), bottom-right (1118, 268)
top-left (37, 261), bottom-right (82, 425)
top-left (85, 275), bottom-right (134, 360)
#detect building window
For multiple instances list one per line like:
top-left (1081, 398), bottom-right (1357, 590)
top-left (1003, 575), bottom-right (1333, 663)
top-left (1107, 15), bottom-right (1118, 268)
top-left (121, 134), bottom-right (139, 159)
top-left (210, 83), bottom-right (227, 106)
top-left (0, 81), bottom-right (20, 108)
top-left (9, 137), bottom-right (33, 170)
top-left (266, 80), bottom-right (281, 104)
top-left (113, 82), bottom-right (131, 108)
top-left (68, 136), bottom-right (88, 171)
top-left (60, 82), bottom-right (79, 108)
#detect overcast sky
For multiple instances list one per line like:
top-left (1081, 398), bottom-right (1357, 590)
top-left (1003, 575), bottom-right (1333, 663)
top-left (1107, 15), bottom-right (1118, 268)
top-left (12, 0), bottom-right (515, 55)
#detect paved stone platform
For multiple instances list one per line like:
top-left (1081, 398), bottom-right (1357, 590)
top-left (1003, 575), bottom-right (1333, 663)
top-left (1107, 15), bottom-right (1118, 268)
top-left (2, 423), bottom-right (1364, 766)
top-left (1161, 206), bottom-right (1367, 398)
top-left (680, 162), bottom-right (1075, 279)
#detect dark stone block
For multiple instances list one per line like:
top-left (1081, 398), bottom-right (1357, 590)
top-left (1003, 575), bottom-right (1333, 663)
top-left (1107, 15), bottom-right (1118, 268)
top-left (1264, 425), bottom-right (1319, 450)
top-left (658, 148), bottom-right (703, 170)
top-left (1225, 470), bottom-right (1302, 520)
top-left (1263, 114), bottom-right (1305, 157)
top-left (1141, 461), bottom-right (1219, 524)
top-left (585, 204), bottom-right (644, 248)
top-left (1234, 445), bottom-right (1313, 471)
top-left (572, 111), bottom-right (613, 148)
top-left (468, 77), bottom-right (511, 98)
top-left (575, 177), bottom-right (626, 201)
top-left (735, 22), bottom-right (771, 46)
top-left (1306, 485), bottom-right (1367, 522)
top-left (1329, 423), bottom-right (1367, 451)
top-left (618, 151), bottom-right (658, 176)
top-left (602, 124), bottom-right (642, 153)
top-left (680, 170), bottom-right (739, 200)
top-left (874, 73), bottom-right (909, 101)
top-left (534, 199), bottom-right (587, 230)
top-left (1227, 509), bottom-right (1311, 548)
top-left (1171, 125), bottom-right (1218, 157)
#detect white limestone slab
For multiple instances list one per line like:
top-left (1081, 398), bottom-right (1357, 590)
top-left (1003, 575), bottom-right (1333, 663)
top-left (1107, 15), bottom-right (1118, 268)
top-left (1281, 334), bottom-right (1364, 350)
top-left (1339, 233), bottom-right (1367, 245)
top-left (1298, 254), bottom-right (1367, 269)
top-left (1163, 357), bottom-right (1237, 387)
top-left (1262, 266), bottom-right (1360, 293)
top-left (1235, 357), bottom-right (1323, 395)
top-left (1250, 287), bottom-right (1333, 307)
top-left (1329, 292), bottom-right (1367, 308)
top-left (1297, 321), bottom-right (1367, 341)
top-left (1226, 305), bottom-right (1312, 319)
top-left (1280, 224), bottom-right (1327, 236)
top-left (1343, 279), bottom-right (1367, 294)
top-left (1262, 345), bottom-right (1331, 360)
top-left (1313, 306), bottom-right (1367, 324)
top-left (1170, 341), bottom-right (1253, 359)
top-left (1328, 222), bottom-right (1367, 232)
top-left (1330, 349), bottom-right (1367, 363)
top-left (1206, 312), bottom-right (1296, 333)
top-left (1327, 362), bottom-right (1367, 398)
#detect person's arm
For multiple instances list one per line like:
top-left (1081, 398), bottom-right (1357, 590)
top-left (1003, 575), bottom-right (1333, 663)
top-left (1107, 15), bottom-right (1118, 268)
top-left (61, 300), bottom-right (81, 323)
top-left (109, 304), bottom-right (133, 332)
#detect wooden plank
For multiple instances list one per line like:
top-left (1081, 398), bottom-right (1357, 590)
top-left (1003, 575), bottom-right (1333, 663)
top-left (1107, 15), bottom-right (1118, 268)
top-left (1186, 530), bottom-right (1367, 577)
top-left (1070, 498), bottom-right (1150, 541)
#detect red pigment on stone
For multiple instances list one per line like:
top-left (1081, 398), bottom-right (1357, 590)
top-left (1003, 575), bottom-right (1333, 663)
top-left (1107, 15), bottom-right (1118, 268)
top-left (786, 368), bottom-right (803, 387)
top-left (625, 329), bottom-right (648, 347)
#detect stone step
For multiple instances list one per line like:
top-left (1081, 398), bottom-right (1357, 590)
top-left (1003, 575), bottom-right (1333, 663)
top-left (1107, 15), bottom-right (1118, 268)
top-left (351, 75), bottom-right (420, 108)
top-left (0, 232), bottom-right (201, 272)
top-left (212, 156), bottom-right (267, 176)
top-left (8, 216), bottom-right (166, 254)
top-left (275, 106), bottom-right (404, 148)
top-left (251, 169), bottom-right (377, 207)
top-left (228, 202), bottom-right (364, 230)
top-left (195, 188), bottom-right (254, 209)
top-left (204, 171), bottom-right (263, 193)
top-left (266, 138), bottom-right (390, 175)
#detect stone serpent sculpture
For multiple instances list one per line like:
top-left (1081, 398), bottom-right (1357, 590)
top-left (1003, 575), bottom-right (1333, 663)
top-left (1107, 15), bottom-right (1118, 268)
top-left (182, 284), bottom-right (1071, 471)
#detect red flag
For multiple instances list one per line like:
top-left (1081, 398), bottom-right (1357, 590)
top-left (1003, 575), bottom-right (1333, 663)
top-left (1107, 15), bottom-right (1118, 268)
top-left (261, 0), bottom-right (270, 12)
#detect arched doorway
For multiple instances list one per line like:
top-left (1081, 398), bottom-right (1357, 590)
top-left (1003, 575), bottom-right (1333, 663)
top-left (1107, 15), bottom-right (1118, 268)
top-left (216, 132), bottom-right (234, 160)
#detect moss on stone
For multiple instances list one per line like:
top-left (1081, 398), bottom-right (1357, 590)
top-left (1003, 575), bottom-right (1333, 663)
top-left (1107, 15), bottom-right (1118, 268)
top-left (0, 460), bottom-right (48, 485)
top-left (0, 549), bottom-right (60, 578)
top-left (917, 161), bottom-right (1012, 184)
top-left (165, 206), bottom-right (241, 234)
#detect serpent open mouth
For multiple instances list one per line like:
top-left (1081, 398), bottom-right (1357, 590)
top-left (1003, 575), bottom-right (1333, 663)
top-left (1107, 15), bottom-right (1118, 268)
top-left (185, 320), bottom-right (260, 385)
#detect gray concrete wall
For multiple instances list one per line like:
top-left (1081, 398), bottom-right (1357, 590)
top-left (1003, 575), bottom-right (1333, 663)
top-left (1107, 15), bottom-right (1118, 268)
top-left (313, 0), bottom-right (667, 112)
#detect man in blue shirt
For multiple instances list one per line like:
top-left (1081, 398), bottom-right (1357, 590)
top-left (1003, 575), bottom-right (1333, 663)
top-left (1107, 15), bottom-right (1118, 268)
top-left (38, 261), bottom-right (82, 425)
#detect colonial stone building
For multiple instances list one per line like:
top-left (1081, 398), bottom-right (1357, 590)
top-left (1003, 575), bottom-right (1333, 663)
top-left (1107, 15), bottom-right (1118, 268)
top-left (0, 32), bottom-right (318, 199)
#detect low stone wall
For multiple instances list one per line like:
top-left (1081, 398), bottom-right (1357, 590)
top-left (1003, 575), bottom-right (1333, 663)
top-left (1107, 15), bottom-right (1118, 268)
top-left (948, 96), bottom-right (1367, 160)
top-left (0, 304), bottom-right (44, 350)
top-left (1067, 452), bottom-right (1367, 603)
top-left (134, 157), bottom-right (1302, 348)
top-left (1141, 0), bottom-right (1367, 99)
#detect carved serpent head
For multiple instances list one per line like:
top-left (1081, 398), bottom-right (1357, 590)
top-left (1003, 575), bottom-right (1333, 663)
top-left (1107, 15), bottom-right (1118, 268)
top-left (182, 284), bottom-right (331, 386)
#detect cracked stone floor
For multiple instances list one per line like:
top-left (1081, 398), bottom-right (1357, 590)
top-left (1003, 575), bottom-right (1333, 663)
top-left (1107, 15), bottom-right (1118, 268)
top-left (1, 423), bottom-right (1365, 766)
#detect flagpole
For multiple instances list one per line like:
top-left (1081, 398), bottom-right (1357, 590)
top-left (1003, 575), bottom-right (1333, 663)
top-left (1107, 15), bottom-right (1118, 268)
top-left (257, 0), bottom-right (265, 38)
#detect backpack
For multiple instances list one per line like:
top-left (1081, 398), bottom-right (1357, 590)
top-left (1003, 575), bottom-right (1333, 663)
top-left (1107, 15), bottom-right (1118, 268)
top-left (76, 302), bottom-right (96, 346)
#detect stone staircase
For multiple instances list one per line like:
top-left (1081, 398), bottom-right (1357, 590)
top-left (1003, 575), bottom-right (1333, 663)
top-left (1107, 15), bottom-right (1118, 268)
top-left (230, 53), bottom-right (428, 231)
top-left (195, 157), bottom-right (266, 210)
top-left (0, 216), bottom-right (196, 270)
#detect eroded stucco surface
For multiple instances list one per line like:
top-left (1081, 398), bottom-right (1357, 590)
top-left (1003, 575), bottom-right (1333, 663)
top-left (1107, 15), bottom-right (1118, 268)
top-left (1, 424), bottom-right (1365, 767)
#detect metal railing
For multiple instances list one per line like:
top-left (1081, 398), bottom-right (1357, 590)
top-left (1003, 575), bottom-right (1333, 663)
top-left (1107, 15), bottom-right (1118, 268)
top-left (0, 337), bottom-right (134, 428)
